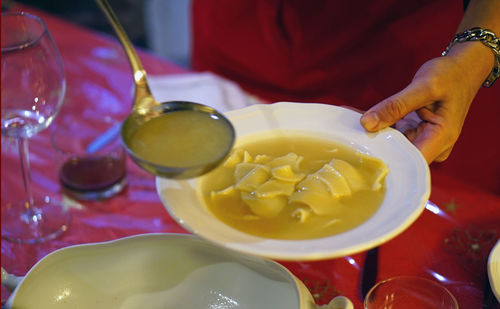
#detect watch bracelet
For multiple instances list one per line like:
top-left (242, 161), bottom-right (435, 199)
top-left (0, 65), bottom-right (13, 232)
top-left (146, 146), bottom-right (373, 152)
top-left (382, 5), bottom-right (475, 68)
top-left (442, 27), bottom-right (500, 87)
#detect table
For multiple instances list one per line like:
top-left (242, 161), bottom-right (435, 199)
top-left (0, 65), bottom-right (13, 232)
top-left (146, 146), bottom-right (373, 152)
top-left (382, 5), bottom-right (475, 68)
top-left (2, 4), bottom-right (499, 308)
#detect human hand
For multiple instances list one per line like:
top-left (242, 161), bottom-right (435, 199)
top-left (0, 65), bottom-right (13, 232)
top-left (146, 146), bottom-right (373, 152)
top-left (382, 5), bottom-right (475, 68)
top-left (360, 46), bottom-right (488, 164)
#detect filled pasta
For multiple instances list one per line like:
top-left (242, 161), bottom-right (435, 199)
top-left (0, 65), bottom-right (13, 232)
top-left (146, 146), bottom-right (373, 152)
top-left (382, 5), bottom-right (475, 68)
top-left (202, 134), bottom-right (389, 240)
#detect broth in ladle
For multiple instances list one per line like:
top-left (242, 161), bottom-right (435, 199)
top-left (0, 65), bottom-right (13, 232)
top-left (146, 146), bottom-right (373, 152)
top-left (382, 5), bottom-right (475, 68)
top-left (128, 110), bottom-right (234, 168)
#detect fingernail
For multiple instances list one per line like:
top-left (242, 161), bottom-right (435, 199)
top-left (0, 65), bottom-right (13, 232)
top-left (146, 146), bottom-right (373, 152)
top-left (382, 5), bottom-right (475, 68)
top-left (361, 111), bottom-right (379, 130)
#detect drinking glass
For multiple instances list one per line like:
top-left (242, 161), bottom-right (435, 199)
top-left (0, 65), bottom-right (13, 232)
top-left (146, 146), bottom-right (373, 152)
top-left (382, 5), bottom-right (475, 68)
top-left (1, 12), bottom-right (70, 244)
top-left (364, 276), bottom-right (458, 309)
top-left (51, 117), bottom-right (127, 201)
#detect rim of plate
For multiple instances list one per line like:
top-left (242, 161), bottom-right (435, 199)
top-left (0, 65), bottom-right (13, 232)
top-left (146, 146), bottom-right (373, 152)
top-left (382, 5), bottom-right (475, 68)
top-left (156, 102), bottom-right (430, 261)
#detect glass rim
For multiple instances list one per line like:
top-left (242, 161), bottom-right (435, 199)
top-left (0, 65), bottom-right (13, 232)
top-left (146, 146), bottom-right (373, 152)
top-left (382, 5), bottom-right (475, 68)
top-left (50, 121), bottom-right (124, 157)
top-left (1, 11), bottom-right (49, 52)
top-left (364, 275), bottom-right (459, 308)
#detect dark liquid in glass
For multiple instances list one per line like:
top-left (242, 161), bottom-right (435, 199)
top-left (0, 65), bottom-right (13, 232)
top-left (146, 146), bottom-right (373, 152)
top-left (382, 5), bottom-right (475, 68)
top-left (59, 156), bottom-right (125, 192)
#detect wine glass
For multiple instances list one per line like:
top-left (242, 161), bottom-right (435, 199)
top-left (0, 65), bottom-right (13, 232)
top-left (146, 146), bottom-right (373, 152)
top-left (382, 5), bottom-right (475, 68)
top-left (364, 276), bottom-right (458, 309)
top-left (1, 12), bottom-right (70, 244)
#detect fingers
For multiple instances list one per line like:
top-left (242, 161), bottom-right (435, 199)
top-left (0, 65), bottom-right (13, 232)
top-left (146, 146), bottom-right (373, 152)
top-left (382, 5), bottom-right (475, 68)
top-left (434, 149), bottom-right (452, 162)
top-left (360, 80), bottom-right (437, 132)
top-left (406, 121), bottom-right (452, 164)
top-left (415, 104), bottom-right (442, 124)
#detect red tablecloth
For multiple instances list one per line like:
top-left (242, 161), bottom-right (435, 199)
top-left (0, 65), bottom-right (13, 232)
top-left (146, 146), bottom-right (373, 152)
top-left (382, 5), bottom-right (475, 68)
top-left (2, 5), bottom-right (499, 309)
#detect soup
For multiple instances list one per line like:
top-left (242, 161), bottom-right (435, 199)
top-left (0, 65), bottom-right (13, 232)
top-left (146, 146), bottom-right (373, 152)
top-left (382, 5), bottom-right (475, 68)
top-left (128, 110), bottom-right (233, 168)
top-left (200, 133), bottom-right (389, 240)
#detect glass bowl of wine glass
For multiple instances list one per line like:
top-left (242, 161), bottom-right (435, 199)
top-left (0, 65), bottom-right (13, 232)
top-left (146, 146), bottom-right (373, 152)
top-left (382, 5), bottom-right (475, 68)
top-left (1, 12), bottom-right (70, 244)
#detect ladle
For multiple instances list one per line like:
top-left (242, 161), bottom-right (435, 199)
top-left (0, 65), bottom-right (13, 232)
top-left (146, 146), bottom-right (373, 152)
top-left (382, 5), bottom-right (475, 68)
top-left (95, 0), bottom-right (235, 179)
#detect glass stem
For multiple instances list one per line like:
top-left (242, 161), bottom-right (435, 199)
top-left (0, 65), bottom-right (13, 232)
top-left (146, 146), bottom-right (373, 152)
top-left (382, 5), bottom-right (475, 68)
top-left (17, 137), bottom-right (35, 210)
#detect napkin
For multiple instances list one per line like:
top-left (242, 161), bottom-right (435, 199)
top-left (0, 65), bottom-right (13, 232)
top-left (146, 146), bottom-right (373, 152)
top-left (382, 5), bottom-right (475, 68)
top-left (148, 71), bottom-right (261, 112)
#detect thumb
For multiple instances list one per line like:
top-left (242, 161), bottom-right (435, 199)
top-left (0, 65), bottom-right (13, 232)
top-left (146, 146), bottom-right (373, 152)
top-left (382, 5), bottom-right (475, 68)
top-left (360, 82), bottom-right (434, 132)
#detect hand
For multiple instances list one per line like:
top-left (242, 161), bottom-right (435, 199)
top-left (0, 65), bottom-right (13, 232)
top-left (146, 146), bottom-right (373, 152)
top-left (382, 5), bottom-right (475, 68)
top-left (360, 45), bottom-right (488, 164)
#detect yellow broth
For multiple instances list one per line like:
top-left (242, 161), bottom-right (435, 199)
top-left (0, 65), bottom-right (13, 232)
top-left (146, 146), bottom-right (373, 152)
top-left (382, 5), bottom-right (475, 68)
top-left (128, 110), bottom-right (233, 168)
top-left (200, 134), bottom-right (387, 240)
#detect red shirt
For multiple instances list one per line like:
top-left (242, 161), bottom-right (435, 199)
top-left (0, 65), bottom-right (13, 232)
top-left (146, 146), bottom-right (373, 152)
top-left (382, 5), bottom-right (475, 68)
top-left (192, 0), bottom-right (462, 109)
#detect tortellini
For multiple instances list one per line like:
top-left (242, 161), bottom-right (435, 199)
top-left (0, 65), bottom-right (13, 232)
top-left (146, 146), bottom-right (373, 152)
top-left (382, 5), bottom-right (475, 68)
top-left (210, 148), bottom-right (388, 221)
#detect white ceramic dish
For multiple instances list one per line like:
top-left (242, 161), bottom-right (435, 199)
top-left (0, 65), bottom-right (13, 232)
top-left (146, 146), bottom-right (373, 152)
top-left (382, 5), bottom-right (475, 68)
top-left (157, 102), bottom-right (431, 261)
top-left (488, 239), bottom-right (500, 301)
top-left (2, 233), bottom-right (352, 309)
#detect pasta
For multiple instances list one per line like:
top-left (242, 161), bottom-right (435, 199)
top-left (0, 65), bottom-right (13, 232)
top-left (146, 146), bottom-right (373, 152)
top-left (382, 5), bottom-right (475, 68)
top-left (201, 134), bottom-right (389, 240)
top-left (211, 151), bottom-right (387, 218)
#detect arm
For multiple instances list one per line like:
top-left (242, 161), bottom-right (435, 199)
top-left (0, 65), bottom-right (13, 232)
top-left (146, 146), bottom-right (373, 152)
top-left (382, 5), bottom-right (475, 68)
top-left (360, 0), bottom-right (500, 164)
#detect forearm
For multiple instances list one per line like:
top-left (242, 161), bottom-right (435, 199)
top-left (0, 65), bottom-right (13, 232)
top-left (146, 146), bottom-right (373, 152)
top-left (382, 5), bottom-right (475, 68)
top-left (445, 0), bottom-right (500, 88)
top-left (458, 0), bottom-right (500, 33)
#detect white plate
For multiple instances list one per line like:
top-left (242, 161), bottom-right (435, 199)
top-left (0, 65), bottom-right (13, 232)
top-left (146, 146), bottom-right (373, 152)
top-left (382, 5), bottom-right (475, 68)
top-left (156, 102), bottom-right (430, 261)
top-left (488, 239), bottom-right (500, 301)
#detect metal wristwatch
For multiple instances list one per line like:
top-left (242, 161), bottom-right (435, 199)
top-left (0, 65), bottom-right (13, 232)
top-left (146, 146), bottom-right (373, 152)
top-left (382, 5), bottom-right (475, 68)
top-left (442, 27), bottom-right (500, 87)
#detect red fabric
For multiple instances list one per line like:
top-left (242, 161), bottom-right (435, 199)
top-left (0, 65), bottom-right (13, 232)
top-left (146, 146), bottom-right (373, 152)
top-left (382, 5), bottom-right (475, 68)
top-left (191, 0), bottom-right (500, 194)
top-left (192, 0), bottom-right (462, 108)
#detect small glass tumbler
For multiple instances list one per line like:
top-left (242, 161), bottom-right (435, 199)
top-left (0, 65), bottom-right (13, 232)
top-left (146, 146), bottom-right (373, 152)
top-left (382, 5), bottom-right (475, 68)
top-left (364, 276), bottom-right (458, 309)
top-left (51, 117), bottom-right (127, 200)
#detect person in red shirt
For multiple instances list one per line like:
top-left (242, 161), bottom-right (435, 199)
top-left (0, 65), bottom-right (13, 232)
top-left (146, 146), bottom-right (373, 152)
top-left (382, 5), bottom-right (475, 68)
top-left (191, 0), bottom-right (500, 193)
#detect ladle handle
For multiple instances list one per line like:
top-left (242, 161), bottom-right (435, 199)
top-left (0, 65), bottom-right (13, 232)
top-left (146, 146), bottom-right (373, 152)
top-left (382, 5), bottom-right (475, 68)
top-left (95, 0), bottom-right (157, 111)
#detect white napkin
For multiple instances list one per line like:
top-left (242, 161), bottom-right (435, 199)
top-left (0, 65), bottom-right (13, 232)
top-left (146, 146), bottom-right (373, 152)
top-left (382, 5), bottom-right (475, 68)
top-left (148, 72), bottom-right (260, 112)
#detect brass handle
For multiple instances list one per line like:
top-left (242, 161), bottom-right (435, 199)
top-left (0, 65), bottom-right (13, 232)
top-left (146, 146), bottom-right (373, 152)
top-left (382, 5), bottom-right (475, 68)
top-left (95, 0), bottom-right (157, 113)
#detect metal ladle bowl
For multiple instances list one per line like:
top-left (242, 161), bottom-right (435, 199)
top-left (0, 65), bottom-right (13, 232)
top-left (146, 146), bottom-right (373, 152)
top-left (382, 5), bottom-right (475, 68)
top-left (95, 0), bottom-right (235, 179)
